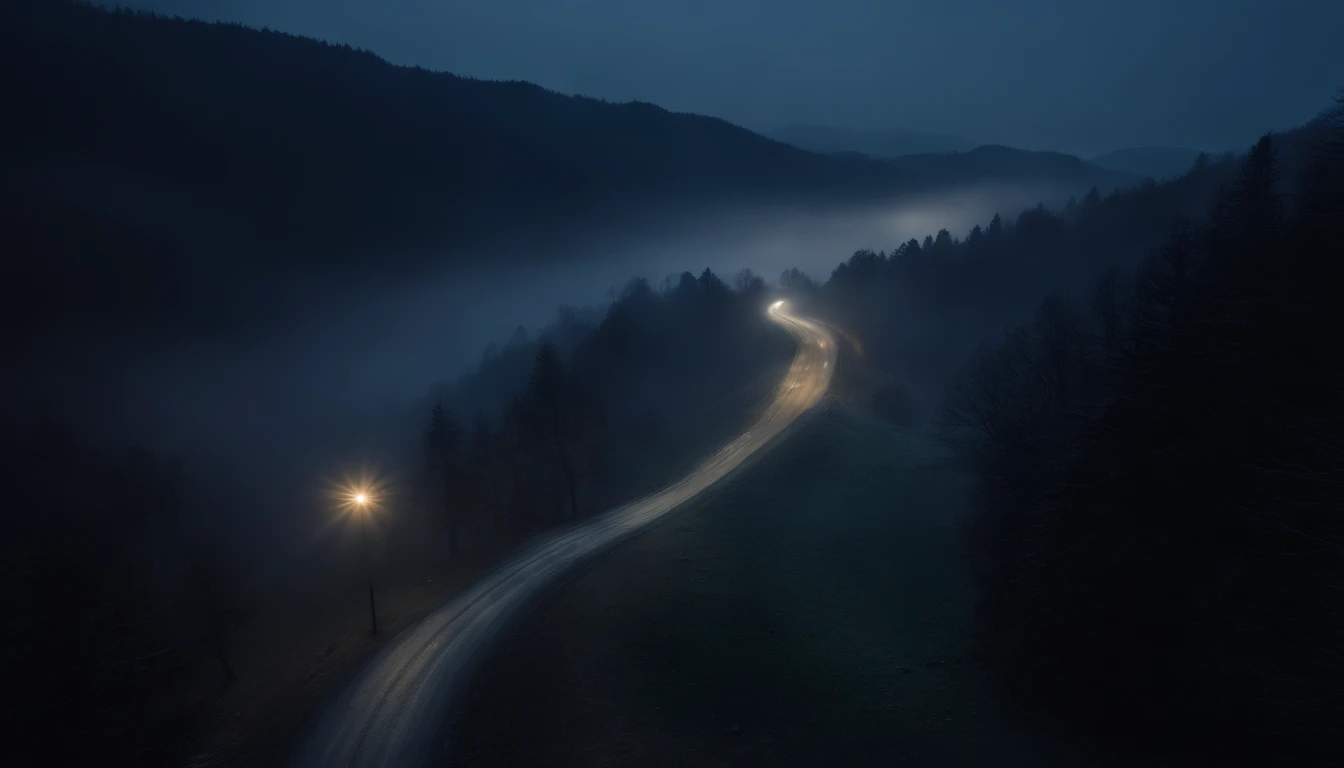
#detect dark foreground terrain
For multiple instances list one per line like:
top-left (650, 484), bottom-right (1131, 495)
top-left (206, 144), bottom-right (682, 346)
top-left (449, 408), bottom-right (1121, 767)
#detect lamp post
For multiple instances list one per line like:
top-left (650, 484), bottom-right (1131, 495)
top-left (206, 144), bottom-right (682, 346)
top-left (353, 491), bottom-right (378, 636)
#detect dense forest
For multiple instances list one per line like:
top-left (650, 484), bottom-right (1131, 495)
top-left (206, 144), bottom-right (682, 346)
top-left (804, 108), bottom-right (1330, 420)
top-left (797, 155), bottom-right (1236, 416)
top-left (415, 268), bottom-right (790, 546)
top-left (934, 104), bottom-right (1344, 761)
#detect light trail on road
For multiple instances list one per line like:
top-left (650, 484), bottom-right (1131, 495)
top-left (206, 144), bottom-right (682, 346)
top-left (292, 302), bottom-right (836, 768)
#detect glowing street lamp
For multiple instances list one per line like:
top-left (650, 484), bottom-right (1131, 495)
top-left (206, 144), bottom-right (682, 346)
top-left (349, 487), bottom-right (379, 636)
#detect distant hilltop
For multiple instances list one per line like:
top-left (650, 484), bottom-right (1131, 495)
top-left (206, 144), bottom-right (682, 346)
top-left (1090, 146), bottom-right (1205, 180)
top-left (770, 123), bottom-right (975, 159)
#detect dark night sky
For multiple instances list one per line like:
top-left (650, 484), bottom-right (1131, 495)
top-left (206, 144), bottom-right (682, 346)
top-left (122, 0), bottom-right (1339, 156)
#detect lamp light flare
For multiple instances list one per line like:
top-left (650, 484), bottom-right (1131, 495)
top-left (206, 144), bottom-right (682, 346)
top-left (338, 482), bottom-right (379, 512)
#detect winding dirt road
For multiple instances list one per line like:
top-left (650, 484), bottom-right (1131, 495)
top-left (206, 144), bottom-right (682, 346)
top-left (292, 302), bottom-right (835, 768)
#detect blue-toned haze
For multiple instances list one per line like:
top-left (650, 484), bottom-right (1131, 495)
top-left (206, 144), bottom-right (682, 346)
top-left (122, 0), bottom-right (1340, 155)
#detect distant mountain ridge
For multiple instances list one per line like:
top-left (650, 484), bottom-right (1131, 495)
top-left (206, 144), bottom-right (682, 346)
top-left (884, 144), bottom-right (1135, 188)
top-left (4, 0), bottom-right (1144, 346)
top-left (771, 123), bottom-right (976, 159)
top-left (1091, 146), bottom-right (1204, 180)
top-left (8, 2), bottom-right (1143, 269)
top-left (8, 2), bottom-right (909, 267)
top-left (771, 123), bottom-right (1139, 193)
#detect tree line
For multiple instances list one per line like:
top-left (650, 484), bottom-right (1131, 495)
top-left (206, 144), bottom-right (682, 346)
top-left (939, 101), bottom-right (1343, 760)
top-left (805, 152), bottom-right (1245, 422)
top-left (415, 267), bottom-right (790, 549)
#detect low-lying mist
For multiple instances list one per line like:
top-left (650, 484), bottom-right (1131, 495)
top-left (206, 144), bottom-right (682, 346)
top-left (111, 179), bottom-right (1068, 451)
top-left (10, 178), bottom-right (1082, 562)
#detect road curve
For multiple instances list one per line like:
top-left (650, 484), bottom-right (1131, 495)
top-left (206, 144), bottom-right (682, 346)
top-left (292, 303), bottom-right (836, 768)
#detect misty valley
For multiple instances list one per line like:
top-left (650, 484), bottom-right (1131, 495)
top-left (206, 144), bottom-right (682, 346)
top-left (5, 2), bottom-right (1343, 767)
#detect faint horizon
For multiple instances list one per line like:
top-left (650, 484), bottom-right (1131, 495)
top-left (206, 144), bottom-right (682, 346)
top-left (116, 0), bottom-right (1341, 157)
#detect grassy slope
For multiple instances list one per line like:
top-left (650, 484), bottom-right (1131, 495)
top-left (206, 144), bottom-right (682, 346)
top-left (177, 544), bottom-right (507, 767)
top-left (450, 409), bottom-right (1115, 767)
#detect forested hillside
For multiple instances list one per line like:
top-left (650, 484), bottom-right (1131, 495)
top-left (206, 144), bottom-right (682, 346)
top-left (7, 1), bottom-right (891, 262)
top-left (1, 1), bottom-right (868, 349)
top-left (794, 152), bottom-right (1236, 417)
top-left (939, 104), bottom-right (1344, 761)
top-left (418, 268), bottom-right (790, 544)
top-left (4, 1), bottom-right (1145, 350)
top-left (766, 97), bottom-right (1343, 762)
top-left (802, 113), bottom-right (1329, 405)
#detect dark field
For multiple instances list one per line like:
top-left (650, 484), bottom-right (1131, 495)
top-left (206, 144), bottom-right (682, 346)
top-left (449, 409), bottom-right (1115, 767)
